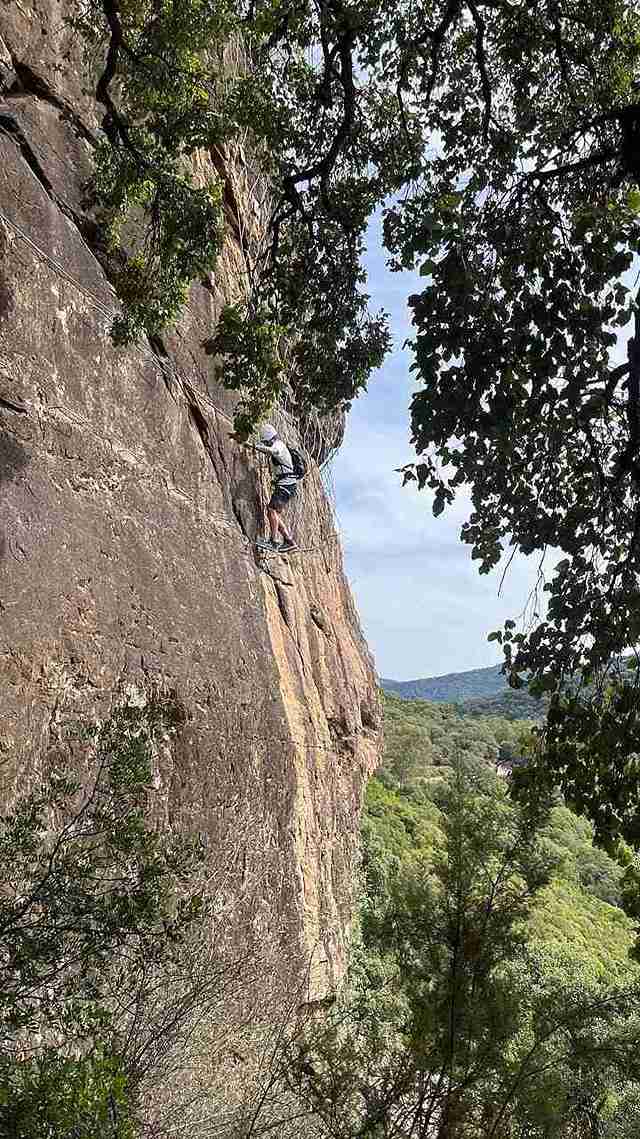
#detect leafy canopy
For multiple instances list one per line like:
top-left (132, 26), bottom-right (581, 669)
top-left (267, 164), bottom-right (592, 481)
top-left (311, 696), bottom-right (640, 1138)
top-left (292, 754), bottom-right (640, 1139)
top-left (381, 2), bottom-right (640, 838)
top-left (71, 0), bottom-right (398, 431)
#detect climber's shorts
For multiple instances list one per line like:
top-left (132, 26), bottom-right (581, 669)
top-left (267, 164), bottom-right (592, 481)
top-left (269, 484), bottom-right (297, 512)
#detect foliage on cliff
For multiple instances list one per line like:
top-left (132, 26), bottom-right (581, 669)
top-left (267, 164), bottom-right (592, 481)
top-left (0, 699), bottom-right (207, 1137)
top-left (69, 0), bottom-right (394, 433)
top-left (0, 697), bottom-right (329, 1139)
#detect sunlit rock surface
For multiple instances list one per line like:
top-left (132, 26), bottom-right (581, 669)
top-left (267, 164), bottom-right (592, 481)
top-left (0, 3), bottom-right (380, 996)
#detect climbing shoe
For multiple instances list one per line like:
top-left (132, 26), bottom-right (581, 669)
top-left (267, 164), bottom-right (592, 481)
top-left (256, 537), bottom-right (276, 550)
top-left (279, 540), bottom-right (297, 553)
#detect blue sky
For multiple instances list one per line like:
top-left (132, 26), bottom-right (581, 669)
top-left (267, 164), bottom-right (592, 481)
top-left (333, 218), bottom-right (544, 682)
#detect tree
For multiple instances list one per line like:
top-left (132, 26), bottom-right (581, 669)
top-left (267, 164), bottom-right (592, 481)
top-left (384, 2), bottom-right (640, 843)
top-left (0, 1050), bottom-right (134, 1139)
top-left (68, 0), bottom-right (396, 432)
top-left (286, 756), bottom-right (640, 1138)
top-left (0, 698), bottom-right (205, 1137)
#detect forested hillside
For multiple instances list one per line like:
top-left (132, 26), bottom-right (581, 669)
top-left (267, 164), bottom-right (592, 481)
top-left (371, 693), bottom-right (630, 925)
top-left (382, 665), bottom-right (506, 703)
top-left (378, 693), bottom-right (531, 782)
top-left (288, 695), bottom-right (640, 1137)
top-left (461, 688), bottom-right (547, 721)
top-left (381, 668), bottom-right (546, 721)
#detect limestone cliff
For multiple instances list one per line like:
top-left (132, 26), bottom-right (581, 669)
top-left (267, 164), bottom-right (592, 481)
top-left (0, 4), bottom-right (380, 997)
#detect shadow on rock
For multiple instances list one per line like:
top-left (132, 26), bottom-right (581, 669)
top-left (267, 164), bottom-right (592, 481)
top-left (0, 430), bottom-right (30, 563)
top-left (230, 466), bottom-right (262, 542)
top-left (228, 464), bottom-right (261, 539)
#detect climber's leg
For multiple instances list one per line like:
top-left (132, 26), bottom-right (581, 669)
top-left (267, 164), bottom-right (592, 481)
top-left (266, 505), bottom-right (282, 543)
top-left (267, 487), bottom-right (295, 545)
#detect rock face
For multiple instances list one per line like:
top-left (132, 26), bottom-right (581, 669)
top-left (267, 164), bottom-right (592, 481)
top-left (0, 5), bottom-right (380, 994)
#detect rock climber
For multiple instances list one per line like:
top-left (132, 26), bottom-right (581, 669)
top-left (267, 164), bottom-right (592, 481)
top-left (253, 423), bottom-right (302, 553)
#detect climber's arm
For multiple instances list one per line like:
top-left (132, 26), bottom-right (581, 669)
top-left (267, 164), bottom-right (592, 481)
top-left (254, 441), bottom-right (275, 457)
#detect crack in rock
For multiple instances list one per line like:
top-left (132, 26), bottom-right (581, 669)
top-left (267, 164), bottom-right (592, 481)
top-left (0, 110), bottom-right (102, 262)
top-left (6, 56), bottom-right (96, 145)
top-left (0, 395), bottom-right (28, 414)
top-left (0, 110), bottom-right (59, 201)
top-left (144, 338), bottom-right (257, 545)
top-left (273, 580), bottom-right (306, 675)
top-left (262, 564), bottom-right (294, 588)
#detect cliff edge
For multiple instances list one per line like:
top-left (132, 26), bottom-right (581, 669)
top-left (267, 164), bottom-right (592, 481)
top-left (0, 4), bottom-right (380, 996)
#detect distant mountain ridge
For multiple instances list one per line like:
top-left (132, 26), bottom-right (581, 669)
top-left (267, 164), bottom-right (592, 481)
top-left (381, 664), bottom-right (506, 703)
top-left (380, 665), bottom-right (545, 721)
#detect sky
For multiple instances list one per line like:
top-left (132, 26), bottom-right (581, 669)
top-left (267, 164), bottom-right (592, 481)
top-left (332, 218), bottom-right (545, 682)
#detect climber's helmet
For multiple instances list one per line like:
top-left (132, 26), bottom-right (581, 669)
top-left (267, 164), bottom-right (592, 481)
top-left (259, 423), bottom-right (277, 444)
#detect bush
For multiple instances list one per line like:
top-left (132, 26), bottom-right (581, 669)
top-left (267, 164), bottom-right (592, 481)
top-left (0, 1050), bottom-right (133, 1139)
top-left (0, 698), bottom-right (204, 1137)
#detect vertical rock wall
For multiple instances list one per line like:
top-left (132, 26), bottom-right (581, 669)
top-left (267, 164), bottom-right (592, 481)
top-left (0, 4), bottom-right (380, 994)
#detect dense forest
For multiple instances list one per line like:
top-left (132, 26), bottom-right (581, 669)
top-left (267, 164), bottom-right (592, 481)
top-left (382, 668), bottom-right (546, 721)
top-left (460, 690), bottom-right (547, 722)
top-left (382, 666), bottom-right (508, 704)
top-left (371, 693), bottom-right (632, 926)
top-left (287, 695), bottom-right (640, 1137)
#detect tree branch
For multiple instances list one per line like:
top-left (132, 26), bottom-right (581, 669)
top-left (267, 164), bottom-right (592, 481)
top-left (549, 7), bottom-right (576, 99)
top-left (421, 0), bottom-right (463, 109)
top-left (281, 0), bottom-right (358, 219)
top-left (467, 0), bottom-right (492, 143)
top-left (96, 0), bottom-right (129, 148)
top-left (610, 302), bottom-right (640, 488)
top-left (527, 146), bottom-right (620, 184)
